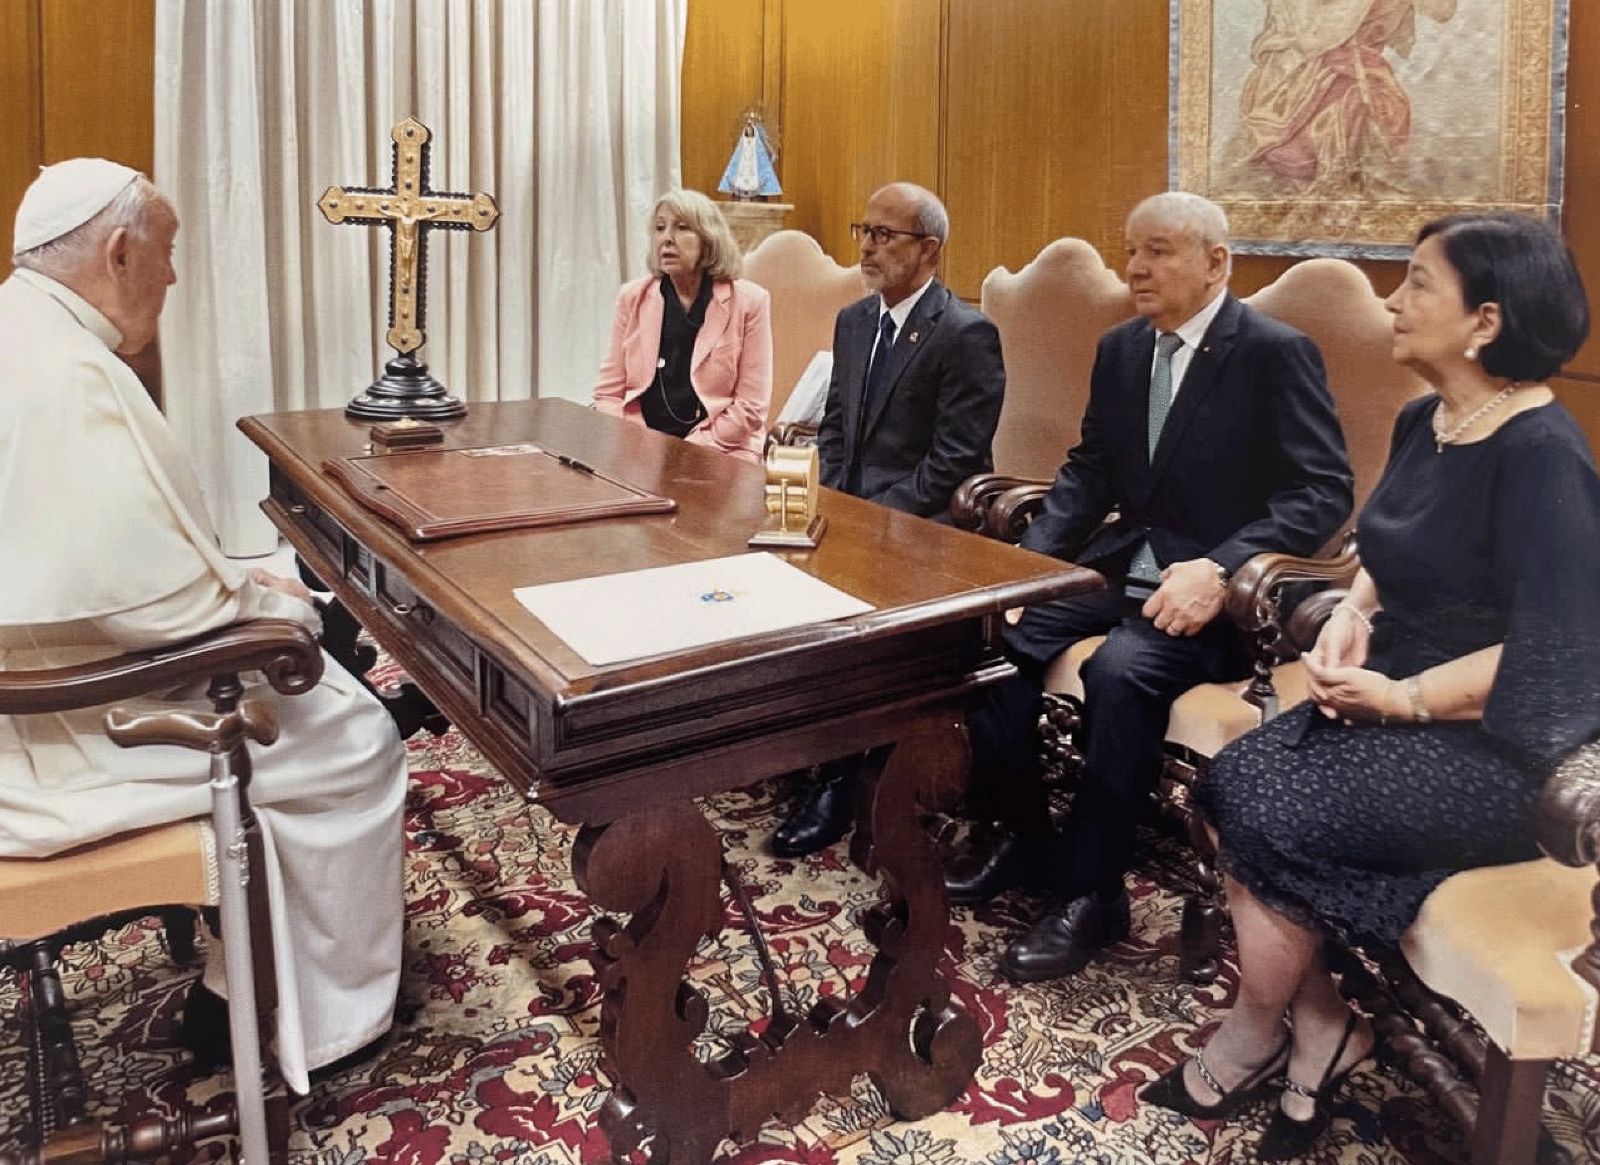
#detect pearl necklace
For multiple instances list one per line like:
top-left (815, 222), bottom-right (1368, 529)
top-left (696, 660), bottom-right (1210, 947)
top-left (1432, 385), bottom-right (1517, 453)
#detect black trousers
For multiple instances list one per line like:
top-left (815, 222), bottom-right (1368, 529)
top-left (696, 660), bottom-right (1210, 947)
top-left (967, 585), bottom-right (1249, 900)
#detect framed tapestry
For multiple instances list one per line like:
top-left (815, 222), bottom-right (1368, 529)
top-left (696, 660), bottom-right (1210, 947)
top-left (1171, 0), bottom-right (1572, 256)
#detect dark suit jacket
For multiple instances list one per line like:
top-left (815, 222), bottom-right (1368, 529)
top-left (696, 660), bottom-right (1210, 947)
top-left (817, 280), bottom-right (1006, 519)
top-left (1020, 293), bottom-right (1353, 580)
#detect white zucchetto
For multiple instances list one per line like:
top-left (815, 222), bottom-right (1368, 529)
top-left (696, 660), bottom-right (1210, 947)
top-left (12, 157), bottom-right (141, 256)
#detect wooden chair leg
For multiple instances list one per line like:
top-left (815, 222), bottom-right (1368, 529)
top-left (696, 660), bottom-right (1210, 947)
top-left (1178, 891), bottom-right (1225, 986)
top-left (1471, 1047), bottom-right (1548, 1165)
top-left (26, 942), bottom-right (89, 1136)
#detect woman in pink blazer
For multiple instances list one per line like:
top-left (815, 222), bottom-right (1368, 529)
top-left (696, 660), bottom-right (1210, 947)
top-left (592, 189), bottom-right (773, 464)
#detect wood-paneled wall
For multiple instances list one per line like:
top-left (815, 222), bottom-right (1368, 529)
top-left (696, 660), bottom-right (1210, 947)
top-left (683, 0), bottom-right (1600, 442)
top-left (0, 0), bottom-right (155, 275)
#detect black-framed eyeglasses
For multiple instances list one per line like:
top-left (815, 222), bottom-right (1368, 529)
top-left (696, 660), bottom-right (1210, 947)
top-left (850, 223), bottom-right (930, 245)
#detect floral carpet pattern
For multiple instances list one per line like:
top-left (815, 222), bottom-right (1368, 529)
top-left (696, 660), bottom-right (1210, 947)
top-left (4, 726), bottom-right (1598, 1164)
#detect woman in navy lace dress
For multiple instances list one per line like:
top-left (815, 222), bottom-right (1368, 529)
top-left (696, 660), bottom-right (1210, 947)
top-left (1142, 213), bottom-right (1600, 1159)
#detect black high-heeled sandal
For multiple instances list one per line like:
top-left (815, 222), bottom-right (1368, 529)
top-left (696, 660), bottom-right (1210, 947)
top-left (1257, 1011), bottom-right (1370, 1161)
top-left (1140, 1032), bottom-right (1290, 1120)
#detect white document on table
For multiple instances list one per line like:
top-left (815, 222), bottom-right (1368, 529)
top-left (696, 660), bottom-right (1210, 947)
top-left (512, 551), bottom-right (874, 666)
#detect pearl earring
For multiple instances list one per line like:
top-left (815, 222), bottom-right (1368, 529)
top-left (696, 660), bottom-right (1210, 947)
top-left (1464, 346), bottom-right (1478, 361)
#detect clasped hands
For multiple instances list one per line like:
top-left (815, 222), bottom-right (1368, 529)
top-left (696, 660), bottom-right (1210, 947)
top-left (1303, 604), bottom-right (1405, 722)
top-left (1140, 558), bottom-right (1227, 637)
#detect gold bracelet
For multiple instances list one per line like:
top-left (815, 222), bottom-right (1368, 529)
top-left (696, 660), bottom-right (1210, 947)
top-left (1405, 675), bottom-right (1432, 724)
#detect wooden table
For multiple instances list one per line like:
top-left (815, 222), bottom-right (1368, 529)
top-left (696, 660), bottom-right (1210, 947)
top-left (240, 400), bottom-right (1099, 1163)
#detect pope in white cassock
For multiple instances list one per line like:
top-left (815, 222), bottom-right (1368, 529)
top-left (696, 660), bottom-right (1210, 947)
top-left (0, 158), bottom-right (408, 1094)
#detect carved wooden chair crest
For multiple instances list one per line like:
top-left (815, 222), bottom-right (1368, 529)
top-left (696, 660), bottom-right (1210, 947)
top-left (740, 230), bottom-right (867, 445)
top-left (0, 620), bottom-right (319, 1165)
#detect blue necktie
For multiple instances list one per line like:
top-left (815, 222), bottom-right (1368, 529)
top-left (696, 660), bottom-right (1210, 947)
top-left (1128, 332), bottom-right (1184, 589)
top-left (863, 312), bottom-right (898, 413)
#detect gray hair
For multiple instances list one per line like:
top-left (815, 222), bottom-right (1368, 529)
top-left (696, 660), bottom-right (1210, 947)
top-left (1127, 191), bottom-right (1230, 250)
top-left (879, 182), bottom-right (950, 244)
top-left (13, 176), bottom-right (166, 275)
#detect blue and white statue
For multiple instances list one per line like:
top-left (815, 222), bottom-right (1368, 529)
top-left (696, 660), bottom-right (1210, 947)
top-left (718, 113), bottom-right (781, 200)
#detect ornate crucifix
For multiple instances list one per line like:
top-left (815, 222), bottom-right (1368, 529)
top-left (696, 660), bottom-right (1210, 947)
top-left (318, 116), bottom-right (499, 420)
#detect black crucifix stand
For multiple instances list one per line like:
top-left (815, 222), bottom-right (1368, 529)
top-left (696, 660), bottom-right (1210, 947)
top-left (318, 117), bottom-right (499, 420)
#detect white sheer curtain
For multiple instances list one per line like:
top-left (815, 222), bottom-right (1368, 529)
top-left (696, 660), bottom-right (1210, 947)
top-left (154, 0), bottom-right (685, 556)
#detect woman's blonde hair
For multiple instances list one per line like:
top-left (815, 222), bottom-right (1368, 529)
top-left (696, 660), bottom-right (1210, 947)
top-left (646, 189), bottom-right (743, 281)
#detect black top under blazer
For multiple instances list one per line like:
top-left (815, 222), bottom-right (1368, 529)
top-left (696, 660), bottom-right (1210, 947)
top-left (817, 280), bottom-right (1006, 520)
top-left (1020, 293), bottom-right (1354, 578)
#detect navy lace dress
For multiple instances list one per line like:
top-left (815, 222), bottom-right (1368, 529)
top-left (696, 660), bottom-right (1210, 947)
top-left (1198, 397), bottom-right (1600, 942)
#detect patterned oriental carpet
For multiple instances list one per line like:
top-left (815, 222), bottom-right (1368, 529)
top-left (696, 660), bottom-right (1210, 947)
top-left (3, 725), bottom-right (1598, 1165)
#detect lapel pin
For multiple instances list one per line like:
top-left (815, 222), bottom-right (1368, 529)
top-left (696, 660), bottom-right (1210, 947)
top-left (907, 330), bottom-right (920, 344)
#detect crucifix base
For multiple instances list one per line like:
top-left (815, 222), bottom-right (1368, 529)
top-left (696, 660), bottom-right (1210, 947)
top-left (345, 354), bottom-right (467, 421)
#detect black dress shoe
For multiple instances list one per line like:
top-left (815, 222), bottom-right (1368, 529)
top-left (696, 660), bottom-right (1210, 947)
top-left (1000, 889), bottom-right (1132, 983)
top-left (944, 827), bottom-right (1027, 905)
top-left (771, 764), bottom-right (859, 858)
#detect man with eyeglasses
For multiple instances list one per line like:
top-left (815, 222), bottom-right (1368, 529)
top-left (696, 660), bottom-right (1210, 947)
top-left (770, 181), bottom-right (1006, 859)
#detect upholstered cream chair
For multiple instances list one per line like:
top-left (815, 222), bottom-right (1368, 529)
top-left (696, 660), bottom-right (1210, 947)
top-left (0, 620), bottom-right (321, 1165)
top-left (740, 230), bottom-right (867, 442)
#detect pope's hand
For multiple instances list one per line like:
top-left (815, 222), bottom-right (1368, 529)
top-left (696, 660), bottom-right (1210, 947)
top-left (248, 567), bottom-right (313, 606)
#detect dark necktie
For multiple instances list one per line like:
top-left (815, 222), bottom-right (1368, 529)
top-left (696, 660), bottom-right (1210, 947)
top-left (863, 312), bottom-right (898, 413)
top-left (1128, 331), bottom-right (1184, 589)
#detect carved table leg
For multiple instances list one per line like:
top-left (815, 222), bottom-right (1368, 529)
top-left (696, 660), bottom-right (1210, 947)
top-left (572, 711), bottom-right (982, 1165)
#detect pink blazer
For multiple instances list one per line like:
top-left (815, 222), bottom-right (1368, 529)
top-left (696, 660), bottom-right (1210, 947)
top-left (592, 276), bottom-right (773, 464)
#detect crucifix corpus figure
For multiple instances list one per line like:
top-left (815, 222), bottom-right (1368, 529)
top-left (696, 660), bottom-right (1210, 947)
top-left (318, 116), bottom-right (499, 420)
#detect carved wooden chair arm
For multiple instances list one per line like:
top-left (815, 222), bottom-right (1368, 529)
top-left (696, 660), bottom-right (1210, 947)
top-left (768, 421), bottom-right (819, 449)
top-left (1221, 537), bottom-right (1358, 720)
top-left (0, 619), bottom-right (323, 717)
top-left (1224, 538), bottom-right (1360, 636)
top-left (1534, 742), bottom-right (1600, 870)
top-left (983, 480), bottom-right (1055, 542)
top-left (951, 472), bottom-right (1035, 531)
top-left (1284, 588), bottom-right (1349, 655)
